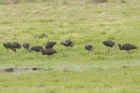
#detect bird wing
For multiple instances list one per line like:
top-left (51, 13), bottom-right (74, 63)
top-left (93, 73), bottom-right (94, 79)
top-left (63, 41), bottom-right (69, 45)
top-left (122, 44), bottom-right (137, 50)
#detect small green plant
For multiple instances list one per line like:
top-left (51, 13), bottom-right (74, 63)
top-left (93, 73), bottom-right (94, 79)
top-left (32, 33), bottom-right (48, 39)
top-left (62, 0), bottom-right (69, 5)
top-left (94, 55), bottom-right (105, 60)
top-left (38, 33), bottom-right (48, 39)
top-left (100, 31), bottom-right (106, 35)
top-left (107, 35), bottom-right (115, 40)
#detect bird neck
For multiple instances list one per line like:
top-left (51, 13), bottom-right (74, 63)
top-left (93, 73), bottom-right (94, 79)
top-left (10, 47), bottom-right (16, 52)
top-left (42, 50), bottom-right (46, 55)
top-left (118, 44), bottom-right (122, 50)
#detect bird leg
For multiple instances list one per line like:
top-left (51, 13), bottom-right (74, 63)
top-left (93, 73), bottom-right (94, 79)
top-left (126, 50), bottom-right (131, 58)
top-left (87, 51), bottom-right (90, 56)
top-left (107, 47), bottom-right (110, 52)
top-left (66, 47), bottom-right (68, 50)
top-left (7, 48), bottom-right (9, 52)
top-left (50, 56), bottom-right (51, 60)
top-left (114, 45), bottom-right (117, 48)
top-left (48, 55), bottom-right (51, 60)
top-left (127, 50), bottom-right (131, 55)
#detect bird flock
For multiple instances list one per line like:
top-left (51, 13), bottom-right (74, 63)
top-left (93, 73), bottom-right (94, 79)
top-left (3, 40), bottom-right (74, 59)
top-left (3, 40), bottom-right (138, 59)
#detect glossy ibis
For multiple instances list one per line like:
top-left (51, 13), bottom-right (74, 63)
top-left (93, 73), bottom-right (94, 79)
top-left (23, 42), bottom-right (30, 51)
top-left (30, 46), bottom-right (43, 54)
top-left (118, 43), bottom-right (137, 57)
top-left (103, 40), bottom-right (115, 52)
top-left (45, 41), bottom-right (56, 49)
top-left (60, 40), bottom-right (74, 50)
top-left (12, 42), bottom-right (22, 49)
top-left (40, 49), bottom-right (57, 59)
top-left (85, 44), bottom-right (93, 53)
top-left (3, 42), bottom-right (16, 53)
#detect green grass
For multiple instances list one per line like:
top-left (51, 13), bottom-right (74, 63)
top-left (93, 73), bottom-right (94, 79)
top-left (0, 0), bottom-right (140, 93)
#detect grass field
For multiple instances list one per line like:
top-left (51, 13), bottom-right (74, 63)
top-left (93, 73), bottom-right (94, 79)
top-left (0, 0), bottom-right (140, 93)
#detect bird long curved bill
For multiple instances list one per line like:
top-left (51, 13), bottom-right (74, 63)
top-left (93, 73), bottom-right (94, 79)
top-left (114, 44), bottom-right (117, 48)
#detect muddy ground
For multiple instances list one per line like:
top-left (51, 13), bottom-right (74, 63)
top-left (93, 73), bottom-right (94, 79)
top-left (0, 66), bottom-right (98, 73)
top-left (0, 67), bottom-right (49, 73)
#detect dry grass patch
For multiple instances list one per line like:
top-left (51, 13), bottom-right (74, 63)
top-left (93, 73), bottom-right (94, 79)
top-left (0, 0), bottom-right (42, 4)
top-left (92, 0), bottom-right (108, 3)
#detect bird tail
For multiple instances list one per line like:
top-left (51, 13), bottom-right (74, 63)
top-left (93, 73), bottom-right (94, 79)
top-left (133, 46), bottom-right (138, 49)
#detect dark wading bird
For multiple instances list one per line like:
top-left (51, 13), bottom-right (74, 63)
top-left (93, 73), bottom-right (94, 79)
top-left (60, 40), bottom-right (74, 50)
top-left (40, 49), bottom-right (57, 59)
top-left (3, 42), bottom-right (16, 53)
top-left (85, 44), bottom-right (93, 53)
top-left (103, 40), bottom-right (116, 52)
top-left (45, 37), bottom-right (56, 49)
top-left (12, 42), bottom-right (22, 49)
top-left (30, 46), bottom-right (44, 54)
top-left (118, 43), bottom-right (137, 57)
top-left (23, 42), bottom-right (30, 51)
top-left (45, 41), bottom-right (56, 49)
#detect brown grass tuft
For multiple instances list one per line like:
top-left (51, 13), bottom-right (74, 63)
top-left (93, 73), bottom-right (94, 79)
top-left (92, 0), bottom-right (108, 3)
top-left (0, 0), bottom-right (36, 4)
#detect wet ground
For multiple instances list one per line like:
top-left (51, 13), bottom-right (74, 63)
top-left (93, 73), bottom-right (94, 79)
top-left (0, 67), bottom-right (49, 73)
top-left (0, 66), bottom-right (92, 73)
top-left (0, 66), bottom-right (107, 73)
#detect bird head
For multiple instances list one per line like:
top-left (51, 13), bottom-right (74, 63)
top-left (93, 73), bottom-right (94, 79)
top-left (19, 45), bottom-right (22, 49)
top-left (113, 42), bottom-right (117, 48)
top-left (13, 48), bottom-right (16, 53)
top-left (118, 44), bottom-right (121, 47)
top-left (11, 48), bottom-right (16, 53)
top-left (54, 42), bottom-right (57, 44)
top-left (71, 42), bottom-right (74, 47)
top-left (113, 42), bottom-right (115, 45)
top-left (53, 50), bottom-right (58, 54)
top-left (29, 49), bottom-right (32, 52)
top-left (39, 49), bottom-right (44, 52)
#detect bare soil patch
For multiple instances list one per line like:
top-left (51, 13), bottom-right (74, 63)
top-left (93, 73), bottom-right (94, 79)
top-left (0, 66), bottom-right (93, 73)
top-left (0, 67), bottom-right (47, 73)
